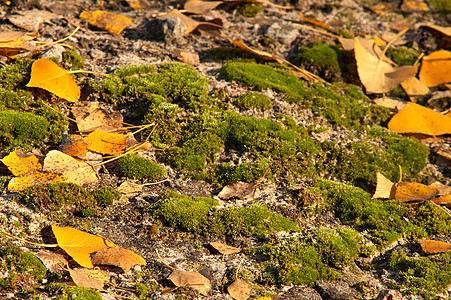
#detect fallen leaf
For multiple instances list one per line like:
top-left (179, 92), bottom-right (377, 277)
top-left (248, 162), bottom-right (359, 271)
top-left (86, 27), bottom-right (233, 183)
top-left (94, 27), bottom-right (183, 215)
top-left (368, 3), bottom-right (393, 14)
top-left (388, 103), bottom-right (451, 135)
top-left (420, 24), bottom-right (451, 38)
top-left (184, 0), bottom-right (223, 14)
top-left (419, 239), bottom-right (451, 255)
top-left (35, 250), bottom-right (68, 273)
top-left (26, 58), bottom-right (80, 102)
top-left (43, 150), bottom-right (98, 186)
top-left (85, 130), bottom-right (128, 155)
top-left (1, 150), bottom-right (41, 176)
top-left (400, 77), bottom-right (430, 101)
top-left (228, 279), bottom-right (252, 300)
top-left (373, 96), bottom-right (408, 111)
top-left (173, 49), bottom-right (200, 65)
top-left (419, 51), bottom-right (451, 87)
top-left (372, 172), bottom-right (395, 199)
top-left (51, 224), bottom-right (116, 268)
top-left (59, 134), bottom-right (91, 158)
top-left (168, 269), bottom-right (211, 296)
top-left (231, 40), bottom-right (276, 61)
top-left (91, 246), bottom-right (146, 272)
top-left (8, 171), bottom-right (65, 192)
top-left (7, 9), bottom-right (58, 31)
top-left (431, 194), bottom-right (451, 208)
top-left (117, 181), bottom-right (144, 194)
top-left (217, 181), bottom-right (256, 200)
top-left (71, 103), bottom-right (124, 133)
top-left (125, 0), bottom-right (152, 10)
top-left (68, 268), bottom-right (109, 290)
top-left (394, 182), bottom-right (438, 202)
top-left (400, 0), bottom-right (428, 12)
top-left (428, 182), bottom-right (451, 195)
top-left (80, 10), bottom-right (134, 36)
top-left (354, 38), bottom-right (416, 93)
top-left (0, 31), bottom-right (36, 57)
top-left (209, 242), bottom-right (241, 255)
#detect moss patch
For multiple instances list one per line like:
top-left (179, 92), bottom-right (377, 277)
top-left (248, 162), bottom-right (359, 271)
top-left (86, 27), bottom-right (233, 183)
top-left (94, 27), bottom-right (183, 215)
top-left (92, 186), bottom-right (121, 207)
top-left (118, 154), bottom-right (167, 180)
top-left (46, 282), bottom-right (102, 300)
top-left (0, 245), bottom-right (47, 293)
top-left (235, 92), bottom-right (272, 111)
top-left (295, 42), bottom-right (341, 82)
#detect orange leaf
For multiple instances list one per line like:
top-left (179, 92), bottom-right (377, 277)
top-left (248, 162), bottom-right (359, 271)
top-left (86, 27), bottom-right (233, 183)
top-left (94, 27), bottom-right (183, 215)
top-left (419, 50), bottom-right (451, 87)
top-left (184, 0), bottom-right (223, 14)
top-left (1, 150), bottom-right (42, 176)
top-left (91, 246), bottom-right (146, 272)
top-left (80, 10), bottom-right (134, 36)
top-left (71, 103), bottom-right (124, 133)
top-left (26, 58), bottom-right (80, 102)
top-left (431, 194), bottom-right (451, 208)
top-left (394, 182), bottom-right (438, 202)
top-left (419, 239), bottom-right (451, 255)
top-left (59, 134), bottom-right (91, 158)
top-left (228, 279), bottom-right (252, 300)
top-left (388, 103), bottom-right (451, 135)
top-left (85, 130), bottom-right (128, 155)
top-left (51, 225), bottom-right (117, 268)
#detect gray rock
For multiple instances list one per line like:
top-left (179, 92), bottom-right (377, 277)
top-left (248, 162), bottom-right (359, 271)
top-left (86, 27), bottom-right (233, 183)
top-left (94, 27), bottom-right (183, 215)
top-left (266, 22), bottom-right (299, 45)
top-left (376, 289), bottom-right (404, 300)
top-left (314, 280), bottom-right (361, 300)
top-left (281, 286), bottom-right (323, 300)
top-left (145, 17), bottom-right (186, 43)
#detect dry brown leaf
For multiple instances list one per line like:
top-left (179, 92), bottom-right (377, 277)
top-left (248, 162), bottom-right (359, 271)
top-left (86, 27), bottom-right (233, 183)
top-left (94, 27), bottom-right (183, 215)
top-left (1, 150), bottom-right (42, 176)
top-left (8, 171), bottom-right (65, 192)
top-left (173, 49), bottom-right (200, 65)
top-left (372, 172), bottom-right (395, 199)
top-left (228, 279), bottom-right (252, 300)
top-left (91, 246), bottom-right (147, 272)
top-left (43, 150), bottom-right (98, 186)
top-left (381, 32), bottom-right (408, 45)
top-left (68, 268), bottom-right (109, 290)
top-left (35, 250), bottom-right (68, 273)
top-left (163, 10), bottom-right (200, 35)
top-left (209, 242), bottom-right (241, 255)
top-left (400, 0), bottom-right (428, 12)
top-left (7, 9), bottom-right (59, 31)
top-left (52, 224), bottom-right (117, 268)
top-left (419, 51), bottom-right (451, 87)
top-left (71, 103), bottom-right (124, 133)
top-left (26, 58), bottom-right (80, 102)
top-left (117, 181), bottom-right (144, 194)
top-left (217, 181), bottom-right (256, 200)
top-left (428, 182), bottom-right (451, 196)
top-left (400, 76), bottom-right (430, 101)
top-left (0, 31), bottom-right (36, 57)
top-left (394, 182), bottom-right (438, 202)
top-left (80, 10), bottom-right (134, 36)
top-left (59, 134), bottom-right (91, 158)
top-left (354, 38), bottom-right (416, 93)
top-left (368, 3), bottom-right (393, 14)
top-left (232, 40), bottom-right (275, 61)
top-left (420, 24), bottom-right (451, 38)
top-left (168, 269), bottom-right (211, 295)
top-left (431, 194), bottom-right (451, 208)
top-left (373, 96), bottom-right (408, 111)
top-left (85, 130), bottom-right (128, 155)
top-left (419, 239), bottom-right (451, 255)
top-left (388, 103), bottom-right (451, 135)
top-left (184, 0), bottom-right (223, 14)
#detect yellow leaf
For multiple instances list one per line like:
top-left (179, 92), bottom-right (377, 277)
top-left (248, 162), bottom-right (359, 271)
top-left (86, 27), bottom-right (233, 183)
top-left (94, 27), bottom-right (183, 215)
top-left (85, 130), bottom-right (128, 155)
top-left (80, 10), bottom-right (134, 36)
top-left (400, 76), bottom-right (430, 101)
top-left (91, 246), bottom-right (146, 272)
top-left (419, 50), bottom-right (451, 87)
top-left (388, 103), bottom-right (451, 135)
top-left (8, 171), bottom-right (64, 192)
top-left (354, 38), bottom-right (416, 93)
top-left (1, 150), bottom-right (41, 176)
top-left (52, 224), bottom-right (117, 268)
top-left (26, 58), bottom-right (80, 102)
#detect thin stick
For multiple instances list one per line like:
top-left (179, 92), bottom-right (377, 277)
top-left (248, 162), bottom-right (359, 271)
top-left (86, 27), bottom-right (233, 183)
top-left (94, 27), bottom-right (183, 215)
top-left (293, 23), bottom-right (341, 39)
top-left (1, 230), bottom-right (58, 247)
top-left (156, 249), bottom-right (174, 270)
top-left (142, 178), bottom-right (170, 186)
top-left (35, 26), bottom-right (80, 46)
top-left (68, 70), bottom-right (109, 77)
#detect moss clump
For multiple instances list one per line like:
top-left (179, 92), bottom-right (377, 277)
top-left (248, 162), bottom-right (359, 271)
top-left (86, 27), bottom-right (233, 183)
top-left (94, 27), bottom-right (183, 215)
top-left (97, 63), bottom-right (211, 110)
top-left (92, 186), bottom-right (120, 207)
top-left (428, 0), bottom-right (451, 11)
top-left (135, 282), bottom-right (148, 299)
top-left (237, 3), bottom-right (263, 17)
top-left (389, 251), bottom-right (451, 299)
top-left (235, 92), bottom-right (272, 111)
top-left (386, 47), bottom-right (418, 66)
top-left (46, 282), bottom-right (102, 300)
top-left (62, 50), bottom-right (84, 70)
top-left (0, 245), bottom-right (47, 292)
top-left (220, 62), bottom-right (391, 130)
top-left (0, 110), bottom-right (49, 152)
top-left (215, 159), bottom-right (270, 185)
top-left (295, 42), bottom-right (341, 81)
top-left (15, 182), bottom-right (96, 216)
top-left (154, 190), bottom-right (219, 232)
top-left (118, 154), bottom-right (166, 180)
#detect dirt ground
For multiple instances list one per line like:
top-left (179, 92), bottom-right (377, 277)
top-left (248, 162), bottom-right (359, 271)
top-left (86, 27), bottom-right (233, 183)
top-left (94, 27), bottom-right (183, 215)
top-left (0, 0), bottom-right (450, 299)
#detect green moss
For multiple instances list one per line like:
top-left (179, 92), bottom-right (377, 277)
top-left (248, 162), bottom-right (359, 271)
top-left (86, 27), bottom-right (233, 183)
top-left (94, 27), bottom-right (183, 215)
top-left (0, 110), bottom-right (49, 152)
top-left (97, 63), bottom-right (211, 110)
top-left (413, 201), bottom-right (451, 236)
top-left (389, 251), bottom-right (451, 299)
top-left (295, 42), bottom-right (341, 81)
top-left (118, 154), bottom-right (166, 180)
top-left (235, 92), bottom-right (272, 110)
top-left (214, 159), bottom-right (270, 185)
top-left (80, 208), bottom-right (100, 217)
top-left (46, 283), bottom-right (102, 300)
top-left (15, 182), bottom-right (96, 216)
top-left (0, 245), bottom-right (47, 292)
top-left (386, 47), bottom-right (418, 66)
top-left (92, 186), bottom-right (120, 207)
top-left (135, 282), bottom-right (148, 299)
top-left (62, 50), bottom-right (85, 70)
top-left (428, 0), bottom-right (451, 11)
top-left (237, 3), bottom-right (263, 17)
top-left (154, 190), bottom-right (219, 232)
